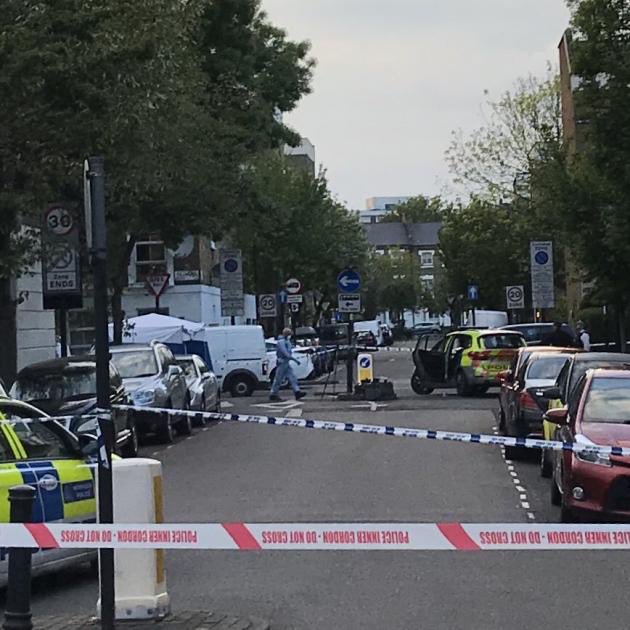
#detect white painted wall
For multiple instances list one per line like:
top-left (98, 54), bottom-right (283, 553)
top-left (15, 262), bottom-right (56, 370)
top-left (122, 285), bottom-right (258, 326)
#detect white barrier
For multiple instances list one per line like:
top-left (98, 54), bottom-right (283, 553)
top-left (97, 459), bottom-right (169, 621)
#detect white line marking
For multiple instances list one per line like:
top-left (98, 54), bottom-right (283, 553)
top-left (202, 428), bottom-right (209, 432)
top-left (520, 494), bottom-right (527, 501)
top-left (166, 445), bottom-right (174, 450)
top-left (220, 401), bottom-right (234, 409)
top-left (521, 502), bottom-right (531, 509)
top-left (510, 471), bottom-right (518, 477)
top-left (289, 408), bottom-right (303, 417)
top-left (527, 512), bottom-right (536, 520)
top-left (516, 485), bottom-right (526, 493)
top-left (512, 478), bottom-right (521, 485)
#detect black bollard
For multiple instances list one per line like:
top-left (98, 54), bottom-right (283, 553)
top-left (3, 485), bottom-right (36, 630)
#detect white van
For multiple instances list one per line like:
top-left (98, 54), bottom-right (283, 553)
top-left (190, 326), bottom-right (269, 397)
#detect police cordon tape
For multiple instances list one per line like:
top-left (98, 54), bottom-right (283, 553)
top-left (110, 405), bottom-right (630, 458)
top-left (3, 522), bottom-right (630, 551)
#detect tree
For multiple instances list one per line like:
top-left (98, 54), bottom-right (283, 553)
top-left (438, 200), bottom-right (532, 311)
top-left (380, 195), bottom-right (450, 223)
top-left (233, 153), bottom-right (368, 324)
top-left (555, 0), bottom-right (630, 342)
top-left (446, 72), bottom-right (563, 205)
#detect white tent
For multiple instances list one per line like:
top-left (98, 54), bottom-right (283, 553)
top-left (109, 313), bottom-right (205, 346)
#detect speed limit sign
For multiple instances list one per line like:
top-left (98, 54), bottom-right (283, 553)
top-left (45, 205), bottom-right (74, 236)
top-left (506, 285), bottom-right (525, 310)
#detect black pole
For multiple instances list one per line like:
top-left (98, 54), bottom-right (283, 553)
top-left (88, 155), bottom-right (115, 629)
top-left (155, 294), bottom-right (160, 314)
top-left (3, 485), bottom-right (36, 630)
top-left (59, 309), bottom-right (68, 357)
top-left (346, 319), bottom-right (354, 394)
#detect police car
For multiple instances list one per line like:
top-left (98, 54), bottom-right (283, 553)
top-left (0, 395), bottom-right (98, 584)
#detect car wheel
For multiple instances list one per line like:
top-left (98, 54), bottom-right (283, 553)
top-left (560, 502), bottom-right (575, 523)
top-left (411, 370), bottom-right (433, 395)
top-left (121, 422), bottom-right (139, 458)
top-left (456, 371), bottom-right (471, 397)
top-left (192, 399), bottom-right (205, 427)
top-left (551, 472), bottom-right (562, 506)
top-left (213, 392), bottom-right (222, 414)
top-left (498, 409), bottom-right (506, 434)
top-left (504, 444), bottom-right (524, 461)
top-left (230, 375), bottom-right (254, 397)
top-left (540, 449), bottom-right (553, 478)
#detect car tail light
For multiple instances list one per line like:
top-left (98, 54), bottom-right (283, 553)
top-left (469, 351), bottom-right (491, 361)
top-left (520, 390), bottom-right (538, 410)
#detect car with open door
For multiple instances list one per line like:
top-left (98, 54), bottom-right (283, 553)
top-left (549, 368), bottom-right (630, 522)
top-left (411, 329), bottom-right (525, 396)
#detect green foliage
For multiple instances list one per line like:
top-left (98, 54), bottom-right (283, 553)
top-left (380, 195), bottom-right (450, 224)
top-left (233, 153), bottom-right (368, 317)
top-left (439, 200), bottom-right (531, 310)
top-left (364, 251), bottom-right (433, 317)
top-left (446, 72), bottom-right (562, 203)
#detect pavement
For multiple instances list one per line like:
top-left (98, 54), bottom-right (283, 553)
top-left (5, 343), bottom-right (630, 629)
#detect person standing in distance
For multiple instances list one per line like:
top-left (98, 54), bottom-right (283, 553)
top-left (270, 328), bottom-right (306, 402)
top-left (575, 320), bottom-right (591, 350)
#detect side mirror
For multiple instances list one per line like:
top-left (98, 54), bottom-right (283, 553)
top-left (546, 407), bottom-right (569, 425)
top-left (543, 387), bottom-right (561, 400)
top-left (78, 433), bottom-right (99, 457)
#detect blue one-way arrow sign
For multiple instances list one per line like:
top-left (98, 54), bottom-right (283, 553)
top-left (337, 270), bottom-right (361, 293)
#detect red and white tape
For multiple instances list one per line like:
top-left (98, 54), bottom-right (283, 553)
top-left (2, 522), bottom-right (630, 551)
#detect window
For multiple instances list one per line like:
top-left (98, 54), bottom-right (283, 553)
top-left (583, 377), bottom-right (630, 423)
top-left (129, 235), bottom-right (174, 287)
top-left (194, 357), bottom-right (209, 374)
top-left (526, 356), bottom-right (569, 381)
top-left (419, 250), bottom-right (434, 268)
top-left (480, 334), bottom-right (525, 350)
top-left (421, 275), bottom-right (434, 293)
top-left (177, 359), bottom-right (197, 379)
top-left (110, 350), bottom-right (158, 379)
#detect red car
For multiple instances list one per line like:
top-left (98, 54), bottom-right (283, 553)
top-left (550, 368), bottom-right (630, 522)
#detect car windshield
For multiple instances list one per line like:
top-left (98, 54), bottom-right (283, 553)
top-left (110, 350), bottom-right (158, 378)
top-left (13, 368), bottom-right (96, 402)
top-left (480, 334), bottom-right (524, 349)
top-left (583, 377), bottom-right (630, 423)
top-left (569, 360), bottom-right (630, 394)
top-left (177, 359), bottom-right (196, 379)
top-left (526, 356), bottom-right (569, 380)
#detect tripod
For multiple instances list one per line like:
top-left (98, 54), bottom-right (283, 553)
top-left (320, 347), bottom-right (340, 399)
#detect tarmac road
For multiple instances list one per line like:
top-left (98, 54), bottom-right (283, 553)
top-left (19, 346), bottom-right (630, 629)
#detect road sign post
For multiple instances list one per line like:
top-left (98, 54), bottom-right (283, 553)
top-left (530, 241), bottom-right (555, 317)
top-left (86, 156), bottom-right (115, 630)
top-left (146, 274), bottom-right (170, 313)
top-left (220, 250), bottom-right (244, 322)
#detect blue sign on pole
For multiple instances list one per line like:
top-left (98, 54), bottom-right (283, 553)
top-left (337, 270), bottom-right (361, 294)
top-left (467, 285), bottom-right (479, 301)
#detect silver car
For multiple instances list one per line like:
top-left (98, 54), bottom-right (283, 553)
top-left (109, 342), bottom-right (191, 443)
top-left (176, 355), bottom-right (220, 423)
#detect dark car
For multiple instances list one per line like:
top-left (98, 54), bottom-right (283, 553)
top-left (10, 357), bottom-right (138, 457)
top-left (501, 323), bottom-right (577, 346)
top-left (549, 369), bottom-right (630, 522)
top-left (498, 350), bottom-right (579, 459)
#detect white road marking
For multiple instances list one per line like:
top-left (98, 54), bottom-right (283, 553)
top-left (510, 471), bottom-right (518, 477)
top-left (252, 401), bottom-right (304, 411)
top-left (289, 408), bottom-right (303, 417)
top-left (527, 512), bottom-right (536, 520)
top-left (202, 427), bottom-right (209, 432)
top-left (220, 401), bottom-right (234, 409)
top-left (520, 494), bottom-right (527, 501)
top-left (166, 445), bottom-right (174, 450)
top-left (151, 451), bottom-right (159, 457)
top-left (521, 502), bottom-right (531, 509)
top-left (516, 485), bottom-right (526, 493)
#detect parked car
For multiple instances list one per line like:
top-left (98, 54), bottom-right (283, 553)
top-left (412, 329), bottom-right (526, 396)
top-left (109, 342), bottom-right (190, 443)
top-left (0, 397), bottom-right (99, 584)
top-left (498, 351), bottom-right (577, 459)
top-left (501, 322), bottom-right (577, 346)
top-left (294, 326), bottom-right (320, 348)
top-left (10, 357), bottom-right (138, 457)
top-left (539, 352), bottom-right (630, 476)
top-left (175, 355), bottom-right (221, 421)
top-left (354, 320), bottom-right (384, 346)
top-left (412, 322), bottom-right (441, 337)
top-left (380, 324), bottom-right (394, 346)
top-left (266, 339), bottom-right (315, 383)
top-left (549, 368), bottom-right (630, 522)
top-left (190, 326), bottom-right (269, 397)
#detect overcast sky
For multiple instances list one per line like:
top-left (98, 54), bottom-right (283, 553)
top-left (263, 0), bottom-right (571, 209)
